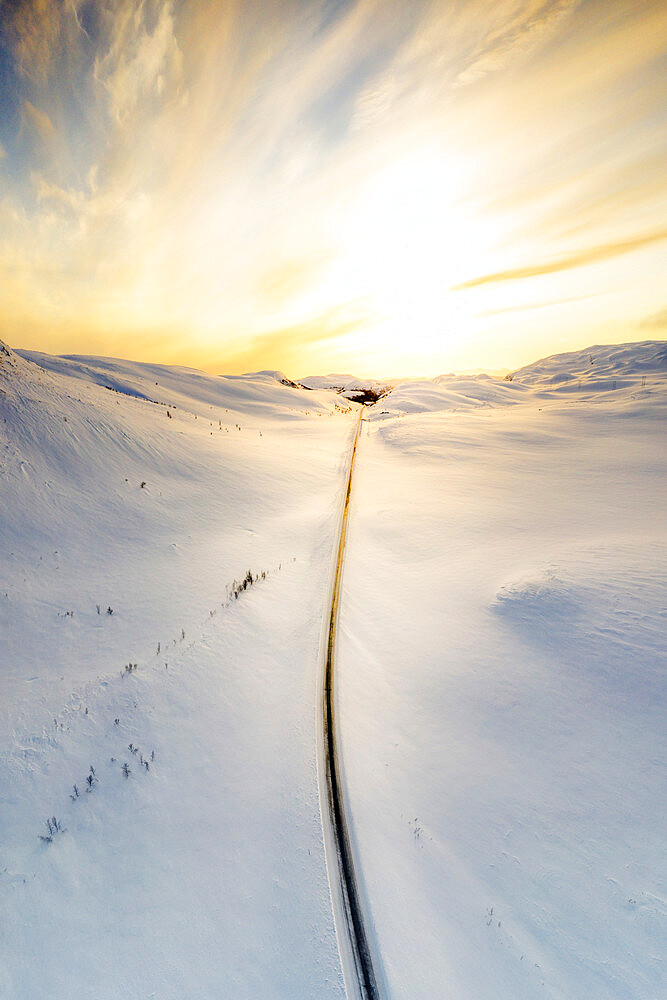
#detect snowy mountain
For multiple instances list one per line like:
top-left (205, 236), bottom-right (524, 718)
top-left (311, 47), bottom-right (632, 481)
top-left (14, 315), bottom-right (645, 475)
top-left (299, 372), bottom-right (393, 403)
top-left (510, 339), bottom-right (667, 385)
top-left (1, 338), bottom-right (665, 999)
top-left (366, 340), bottom-right (667, 417)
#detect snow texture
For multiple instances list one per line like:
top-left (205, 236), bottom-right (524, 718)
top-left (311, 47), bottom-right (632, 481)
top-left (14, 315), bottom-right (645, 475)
top-left (337, 340), bottom-right (666, 999)
top-left (1, 337), bottom-right (665, 999)
top-left (1, 340), bottom-right (354, 999)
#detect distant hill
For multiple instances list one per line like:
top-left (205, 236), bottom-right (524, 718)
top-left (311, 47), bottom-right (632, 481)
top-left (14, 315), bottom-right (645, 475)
top-left (509, 340), bottom-right (667, 386)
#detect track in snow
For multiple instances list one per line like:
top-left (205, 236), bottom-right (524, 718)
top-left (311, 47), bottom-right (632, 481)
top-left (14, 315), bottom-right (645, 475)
top-left (320, 409), bottom-right (381, 1000)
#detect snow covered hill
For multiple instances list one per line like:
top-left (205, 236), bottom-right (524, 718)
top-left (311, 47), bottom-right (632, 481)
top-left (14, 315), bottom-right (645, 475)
top-left (16, 349), bottom-right (311, 413)
top-left (338, 339), bottom-right (667, 1000)
top-left (299, 372), bottom-right (393, 403)
top-left (1, 339), bottom-right (356, 999)
top-left (370, 340), bottom-right (667, 417)
top-left (510, 339), bottom-right (667, 386)
top-left (2, 337), bottom-right (665, 999)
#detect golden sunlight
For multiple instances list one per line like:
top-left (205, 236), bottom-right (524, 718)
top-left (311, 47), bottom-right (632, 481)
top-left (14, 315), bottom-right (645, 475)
top-left (0, 0), bottom-right (665, 375)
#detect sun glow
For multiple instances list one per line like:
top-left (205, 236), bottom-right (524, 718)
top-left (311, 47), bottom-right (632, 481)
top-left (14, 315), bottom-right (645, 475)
top-left (317, 151), bottom-right (498, 365)
top-left (1, 0), bottom-right (665, 375)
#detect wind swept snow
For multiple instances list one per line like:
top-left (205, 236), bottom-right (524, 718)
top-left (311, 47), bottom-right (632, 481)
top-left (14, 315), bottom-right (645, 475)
top-left (1, 340), bottom-right (354, 999)
top-left (2, 337), bottom-right (665, 999)
top-left (337, 341), bottom-right (667, 1000)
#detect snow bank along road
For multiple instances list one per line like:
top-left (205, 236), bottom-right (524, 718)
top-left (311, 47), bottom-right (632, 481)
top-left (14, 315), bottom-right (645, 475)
top-left (319, 407), bottom-right (382, 1000)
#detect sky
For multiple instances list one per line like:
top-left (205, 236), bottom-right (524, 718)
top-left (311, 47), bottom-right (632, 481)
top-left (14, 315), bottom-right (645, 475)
top-left (0, 0), bottom-right (665, 377)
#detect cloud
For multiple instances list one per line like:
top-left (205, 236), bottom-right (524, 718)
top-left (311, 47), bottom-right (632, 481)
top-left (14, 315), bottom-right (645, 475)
top-left (32, 171), bottom-right (84, 211)
top-left (1, 0), bottom-right (665, 375)
top-left (479, 291), bottom-right (604, 317)
top-left (639, 307), bottom-right (667, 330)
top-left (22, 100), bottom-right (56, 143)
top-left (453, 228), bottom-right (667, 290)
top-left (210, 303), bottom-right (370, 375)
top-left (2, 0), bottom-right (62, 83)
top-left (253, 253), bottom-right (334, 308)
top-left (94, 0), bottom-right (183, 124)
top-left (454, 0), bottom-right (582, 87)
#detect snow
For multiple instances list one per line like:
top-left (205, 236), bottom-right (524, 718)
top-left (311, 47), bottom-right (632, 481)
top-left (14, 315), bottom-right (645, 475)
top-left (299, 373), bottom-right (394, 400)
top-left (16, 350), bottom-right (316, 414)
top-left (2, 336), bottom-right (665, 998)
top-left (1, 340), bottom-right (354, 998)
top-left (337, 341), bottom-right (667, 999)
top-left (511, 340), bottom-right (667, 385)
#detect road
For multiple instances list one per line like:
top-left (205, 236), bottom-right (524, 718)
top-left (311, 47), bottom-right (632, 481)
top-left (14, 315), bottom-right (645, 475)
top-left (319, 407), bottom-right (382, 1000)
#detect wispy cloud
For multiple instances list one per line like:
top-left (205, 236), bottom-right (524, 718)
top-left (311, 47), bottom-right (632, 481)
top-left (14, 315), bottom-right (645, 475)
top-left (640, 307), bottom-right (667, 331)
top-left (21, 99), bottom-right (56, 142)
top-left (453, 0), bottom-right (582, 86)
top-left (453, 228), bottom-right (667, 290)
top-left (0, 0), bottom-right (665, 374)
top-left (2, 0), bottom-right (61, 84)
top-left (94, 0), bottom-right (183, 123)
top-left (204, 302), bottom-right (371, 374)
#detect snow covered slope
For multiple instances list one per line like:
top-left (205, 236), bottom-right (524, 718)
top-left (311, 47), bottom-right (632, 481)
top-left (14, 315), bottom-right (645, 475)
top-left (299, 373), bottom-right (389, 392)
top-left (372, 340), bottom-right (667, 417)
top-left (338, 340), bottom-right (667, 1000)
top-left (3, 337), bottom-right (665, 999)
top-left (373, 373), bottom-right (527, 415)
top-left (16, 349), bottom-right (311, 415)
top-left (510, 339), bottom-right (667, 386)
top-left (1, 339), bottom-right (357, 999)
top-left (299, 373), bottom-right (393, 403)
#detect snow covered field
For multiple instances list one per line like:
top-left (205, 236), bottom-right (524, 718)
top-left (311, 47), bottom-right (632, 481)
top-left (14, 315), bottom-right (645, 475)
top-left (0, 341), bottom-right (354, 999)
top-left (1, 338), bottom-right (665, 998)
top-left (338, 342), bottom-right (667, 999)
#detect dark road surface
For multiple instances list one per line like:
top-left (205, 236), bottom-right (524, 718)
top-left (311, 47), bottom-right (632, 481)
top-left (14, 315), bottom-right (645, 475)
top-left (322, 409), bottom-right (381, 1000)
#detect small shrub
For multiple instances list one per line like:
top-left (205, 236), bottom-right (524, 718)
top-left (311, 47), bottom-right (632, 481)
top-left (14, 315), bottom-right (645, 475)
top-left (39, 817), bottom-right (65, 843)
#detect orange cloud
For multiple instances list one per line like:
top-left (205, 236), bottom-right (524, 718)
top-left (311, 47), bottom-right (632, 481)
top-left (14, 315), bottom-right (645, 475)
top-left (94, 0), bottom-right (183, 124)
top-left (1, 0), bottom-right (665, 376)
top-left (206, 304), bottom-right (371, 375)
top-left (254, 253), bottom-right (333, 309)
top-left (454, 0), bottom-right (582, 86)
top-left (453, 228), bottom-right (667, 290)
top-left (640, 307), bottom-right (667, 331)
top-left (22, 100), bottom-right (56, 144)
top-left (4, 0), bottom-right (61, 83)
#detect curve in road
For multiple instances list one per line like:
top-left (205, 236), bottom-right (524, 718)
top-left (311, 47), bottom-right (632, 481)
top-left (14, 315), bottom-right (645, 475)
top-left (320, 408), bottom-right (382, 1000)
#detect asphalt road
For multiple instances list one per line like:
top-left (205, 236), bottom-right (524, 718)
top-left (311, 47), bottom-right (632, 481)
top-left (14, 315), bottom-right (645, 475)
top-left (322, 408), bottom-right (381, 1000)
